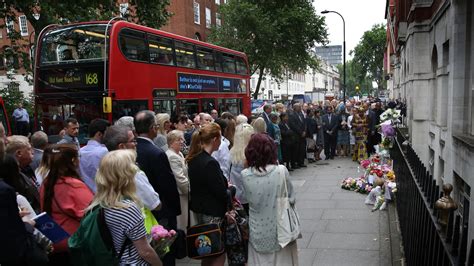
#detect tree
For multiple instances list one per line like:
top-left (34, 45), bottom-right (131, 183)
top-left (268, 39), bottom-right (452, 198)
top-left (209, 0), bottom-right (328, 99)
top-left (337, 60), bottom-right (373, 97)
top-left (352, 24), bottom-right (386, 94)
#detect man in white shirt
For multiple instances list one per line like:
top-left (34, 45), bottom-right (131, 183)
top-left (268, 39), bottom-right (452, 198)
top-left (12, 103), bottom-right (29, 136)
top-left (103, 125), bottom-right (161, 211)
top-left (211, 118), bottom-right (231, 180)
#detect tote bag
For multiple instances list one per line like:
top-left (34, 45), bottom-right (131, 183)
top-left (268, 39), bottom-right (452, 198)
top-left (276, 165), bottom-right (301, 248)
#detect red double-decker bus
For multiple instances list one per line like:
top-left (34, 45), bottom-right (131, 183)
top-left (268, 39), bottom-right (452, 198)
top-left (34, 20), bottom-right (250, 142)
top-left (0, 97), bottom-right (11, 135)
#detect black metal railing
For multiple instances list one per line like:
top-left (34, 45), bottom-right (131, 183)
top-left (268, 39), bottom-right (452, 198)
top-left (391, 129), bottom-right (472, 266)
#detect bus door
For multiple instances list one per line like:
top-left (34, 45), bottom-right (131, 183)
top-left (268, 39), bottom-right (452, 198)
top-left (217, 98), bottom-right (242, 115)
top-left (201, 98), bottom-right (216, 114)
top-left (152, 89), bottom-right (176, 114)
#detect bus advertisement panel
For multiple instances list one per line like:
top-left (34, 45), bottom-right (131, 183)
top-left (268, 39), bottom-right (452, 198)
top-left (34, 21), bottom-right (251, 142)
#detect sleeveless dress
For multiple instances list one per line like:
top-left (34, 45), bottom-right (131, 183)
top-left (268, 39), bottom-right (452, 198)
top-left (352, 115), bottom-right (369, 162)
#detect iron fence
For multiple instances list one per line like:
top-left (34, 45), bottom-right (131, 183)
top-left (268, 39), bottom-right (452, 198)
top-left (391, 129), bottom-right (472, 265)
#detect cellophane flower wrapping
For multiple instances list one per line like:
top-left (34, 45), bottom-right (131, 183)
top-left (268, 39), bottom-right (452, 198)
top-left (150, 225), bottom-right (177, 258)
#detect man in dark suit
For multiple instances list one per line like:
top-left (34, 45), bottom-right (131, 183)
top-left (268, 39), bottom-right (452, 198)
top-left (261, 104), bottom-right (275, 139)
top-left (322, 105), bottom-right (340, 159)
top-left (367, 103), bottom-right (380, 155)
top-left (134, 110), bottom-right (180, 266)
top-left (288, 103), bottom-right (307, 168)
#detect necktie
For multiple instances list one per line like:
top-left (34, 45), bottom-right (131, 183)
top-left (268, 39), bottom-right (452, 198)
top-left (329, 115), bottom-right (331, 124)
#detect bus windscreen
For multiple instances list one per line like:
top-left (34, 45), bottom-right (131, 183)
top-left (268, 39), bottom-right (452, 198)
top-left (40, 24), bottom-right (107, 65)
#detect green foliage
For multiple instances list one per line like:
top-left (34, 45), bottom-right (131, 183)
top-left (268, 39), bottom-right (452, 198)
top-left (337, 60), bottom-right (373, 97)
top-left (352, 23), bottom-right (386, 90)
top-left (209, 0), bottom-right (328, 99)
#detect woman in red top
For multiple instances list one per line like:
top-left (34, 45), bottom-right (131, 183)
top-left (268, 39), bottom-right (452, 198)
top-left (40, 144), bottom-right (93, 265)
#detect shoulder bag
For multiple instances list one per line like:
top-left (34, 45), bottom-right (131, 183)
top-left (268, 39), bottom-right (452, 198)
top-left (276, 165), bottom-right (301, 248)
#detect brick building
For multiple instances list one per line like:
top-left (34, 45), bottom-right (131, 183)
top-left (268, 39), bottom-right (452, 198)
top-left (160, 0), bottom-right (226, 41)
top-left (0, 11), bottom-right (35, 94)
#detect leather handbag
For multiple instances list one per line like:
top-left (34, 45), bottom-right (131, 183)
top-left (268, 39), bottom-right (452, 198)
top-left (186, 222), bottom-right (225, 259)
top-left (276, 165), bottom-right (302, 248)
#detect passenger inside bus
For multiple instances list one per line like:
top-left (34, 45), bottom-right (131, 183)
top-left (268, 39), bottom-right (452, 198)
top-left (61, 49), bottom-right (76, 61)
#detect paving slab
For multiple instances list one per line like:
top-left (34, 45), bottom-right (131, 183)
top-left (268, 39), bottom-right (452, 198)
top-left (313, 249), bottom-right (380, 266)
top-left (308, 232), bottom-right (380, 250)
top-left (321, 209), bottom-right (380, 221)
top-left (325, 220), bottom-right (379, 234)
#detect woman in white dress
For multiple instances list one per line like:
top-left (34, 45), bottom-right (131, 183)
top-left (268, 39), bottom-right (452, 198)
top-left (242, 133), bottom-right (299, 265)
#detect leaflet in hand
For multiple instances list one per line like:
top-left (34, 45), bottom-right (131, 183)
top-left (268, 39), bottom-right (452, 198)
top-left (33, 212), bottom-right (70, 243)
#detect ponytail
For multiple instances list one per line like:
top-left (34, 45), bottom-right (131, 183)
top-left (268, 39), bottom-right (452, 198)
top-left (185, 123), bottom-right (221, 163)
top-left (185, 130), bottom-right (202, 163)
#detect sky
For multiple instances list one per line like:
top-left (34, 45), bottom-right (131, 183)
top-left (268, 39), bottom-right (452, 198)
top-left (312, 0), bottom-right (387, 59)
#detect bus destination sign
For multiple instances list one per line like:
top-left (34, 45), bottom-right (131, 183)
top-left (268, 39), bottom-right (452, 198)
top-left (40, 68), bottom-right (102, 90)
top-left (178, 73), bottom-right (246, 94)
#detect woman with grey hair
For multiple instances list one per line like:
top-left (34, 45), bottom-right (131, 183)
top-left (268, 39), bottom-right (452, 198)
top-left (236, 114), bottom-right (248, 125)
top-left (165, 130), bottom-right (189, 230)
top-left (251, 117), bottom-right (267, 133)
top-left (114, 116), bottom-right (135, 131)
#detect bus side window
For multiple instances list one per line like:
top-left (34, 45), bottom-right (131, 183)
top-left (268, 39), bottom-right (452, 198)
top-left (175, 41), bottom-right (196, 68)
top-left (214, 52), bottom-right (223, 72)
top-left (222, 53), bottom-right (236, 73)
top-left (196, 47), bottom-right (215, 71)
top-left (235, 56), bottom-right (248, 75)
top-left (149, 34), bottom-right (175, 65)
top-left (119, 29), bottom-right (148, 62)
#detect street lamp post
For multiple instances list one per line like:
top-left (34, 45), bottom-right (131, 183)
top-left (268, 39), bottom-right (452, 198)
top-left (321, 10), bottom-right (346, 102)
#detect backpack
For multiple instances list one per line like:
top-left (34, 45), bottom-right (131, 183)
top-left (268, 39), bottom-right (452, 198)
top-left (68, 206), bottom-right (130, 266)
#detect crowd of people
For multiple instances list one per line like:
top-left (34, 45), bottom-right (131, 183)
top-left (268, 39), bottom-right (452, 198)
top-left (0, 97), bottom-right (405, 266)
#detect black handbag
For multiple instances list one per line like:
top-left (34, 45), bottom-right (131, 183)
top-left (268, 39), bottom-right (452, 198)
top-left (223, 191), bottom-right (249, 265)
top-left (172, 229), bottom-right (187, 259)
top-left (186, 222), bottom-right (225, 259)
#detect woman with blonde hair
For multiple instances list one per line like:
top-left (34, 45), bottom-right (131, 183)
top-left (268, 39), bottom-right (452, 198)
top-left (186, 123), bottom-right (229, 266)
top-left (89, 149), bottom-right (161, 266)
top-left (251, 117), bottom-right (267, 133)
top-left (153, 113), bottom-right (171, 151)
top-left (229, 123), bottom-right (254, 213)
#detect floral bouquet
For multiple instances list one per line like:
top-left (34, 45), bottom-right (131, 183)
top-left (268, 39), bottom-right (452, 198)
top-left (341, 176), bottom-right (373, 194)
top-left (150, 225), bottom-right (177, 258)
top-left (379, 108), bottom-right (401, 124)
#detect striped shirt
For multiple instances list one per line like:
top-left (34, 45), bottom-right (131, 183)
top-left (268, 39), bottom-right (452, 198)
top-left (104, 200), bottom-right (148, 265)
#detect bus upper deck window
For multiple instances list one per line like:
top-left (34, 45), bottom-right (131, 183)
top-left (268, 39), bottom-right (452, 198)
top-left (149, 34), bottom-right (174, 65)
top-left (175, 41), bottom-right (195, 68)
top-left (119, 29), bottom-right (148, 62)
top-left (196, 47), bottom-right (215, 71)
top-left (222, 54), bottom-right (236, 73)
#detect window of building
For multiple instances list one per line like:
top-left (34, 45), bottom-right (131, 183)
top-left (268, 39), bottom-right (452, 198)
top-left (194, 1), bottom-right (200, 25)
top-left (205, 8), bottom-right (212, 29)
top-left (18, 15), bottom-right (28, 36)
top-left (216, 13), bottom-right (221, 27)
top-left (215, 0), bottom-right (220, 5)
top-left (148, 34), bottom-right (174, 65)
top-left (196, 46), bottom-right (215, 71)
top-left (5, 18), bottom-right (14, 35)
top-left (175, 41), bottom-right (196, 68)
top-left (119, 29), bottom-right (148, 62)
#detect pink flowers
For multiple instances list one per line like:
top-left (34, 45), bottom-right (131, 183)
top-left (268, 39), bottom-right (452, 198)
top-left (151, 225), bottom-right (176, 241)
top-left (360, 159), bottom-right (371, 169)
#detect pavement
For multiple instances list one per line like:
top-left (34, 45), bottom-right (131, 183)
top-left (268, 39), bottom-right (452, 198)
top-left (177, 157), bottom-right (397, 266)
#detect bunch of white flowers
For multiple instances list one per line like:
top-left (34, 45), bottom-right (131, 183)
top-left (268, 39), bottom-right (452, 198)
top-left (379, 108), bottom-right (401, 123)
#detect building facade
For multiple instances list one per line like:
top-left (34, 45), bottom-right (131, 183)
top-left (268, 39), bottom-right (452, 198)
top-left (315, 45), bottom-right (342, 66)
top-left (0, 12), bottom-right (35, 95)
top-left (160, 0), bottom-right (225, 41)
top-left (385, 0), bottom-right (474, 250)
top-left (304, 55), bottom-right (340, 102)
